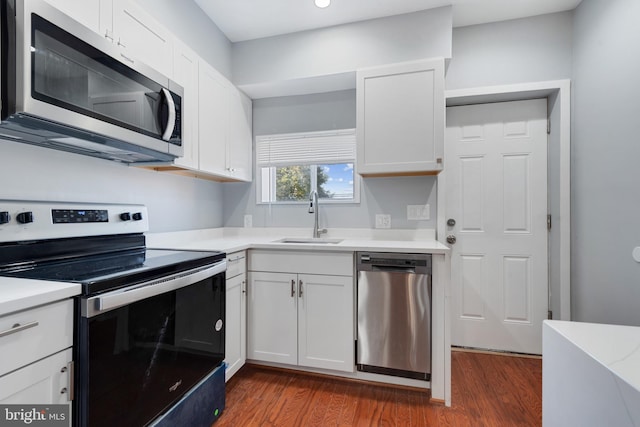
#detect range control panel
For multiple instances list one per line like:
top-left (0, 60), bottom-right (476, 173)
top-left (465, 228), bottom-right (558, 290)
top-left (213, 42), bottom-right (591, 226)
top-left (0, 201), bottom-right (148, 243)
top-left (52, 209), bottom-right (109, 224)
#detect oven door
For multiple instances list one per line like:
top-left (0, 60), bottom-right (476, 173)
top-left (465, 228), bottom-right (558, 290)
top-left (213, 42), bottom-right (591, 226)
top-left (76, 262), bottom-right (225, 427)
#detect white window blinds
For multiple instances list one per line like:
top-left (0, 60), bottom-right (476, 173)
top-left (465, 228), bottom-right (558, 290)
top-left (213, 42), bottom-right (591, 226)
top-left (256, 129), bottom-right (356, 167)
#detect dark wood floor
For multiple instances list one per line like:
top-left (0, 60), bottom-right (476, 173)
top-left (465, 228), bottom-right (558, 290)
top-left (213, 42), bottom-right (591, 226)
top-left (215, 350), bottom-right (542, 426)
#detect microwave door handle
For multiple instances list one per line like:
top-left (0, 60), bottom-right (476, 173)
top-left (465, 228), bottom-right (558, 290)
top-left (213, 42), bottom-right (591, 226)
top-left (160, 88), bottom-right (176, 141)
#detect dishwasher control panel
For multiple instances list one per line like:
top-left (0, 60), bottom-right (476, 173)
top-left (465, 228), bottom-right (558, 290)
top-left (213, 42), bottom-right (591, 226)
top-left (357, 252), bottom-right (431, 274)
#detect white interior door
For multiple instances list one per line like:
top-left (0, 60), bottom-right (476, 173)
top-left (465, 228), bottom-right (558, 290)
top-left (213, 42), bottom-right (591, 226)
top-left (445, 99), bottom-right (548, 355)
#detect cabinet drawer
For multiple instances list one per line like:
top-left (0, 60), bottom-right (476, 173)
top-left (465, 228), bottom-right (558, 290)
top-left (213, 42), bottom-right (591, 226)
top-left (0, 300), bottom-right (73, 377)
top-left (226, 251), bottom-right (246, 279)
top-left (249, 250), bottom-right (353, 276)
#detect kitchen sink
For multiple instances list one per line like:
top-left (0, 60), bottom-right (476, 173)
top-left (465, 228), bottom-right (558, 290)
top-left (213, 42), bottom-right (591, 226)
top-left (275, 237), bottom-right (343, 244)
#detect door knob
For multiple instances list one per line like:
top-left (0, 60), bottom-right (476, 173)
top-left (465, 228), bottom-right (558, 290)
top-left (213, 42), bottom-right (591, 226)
top-left (446, 235), bottom-right (457, 244)
top-left (447, 218), bottom-right (456, 227)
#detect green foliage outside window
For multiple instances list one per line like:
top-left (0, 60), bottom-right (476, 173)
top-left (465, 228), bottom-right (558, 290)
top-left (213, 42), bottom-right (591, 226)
top-left (275, 165), bottom-right (333, 201)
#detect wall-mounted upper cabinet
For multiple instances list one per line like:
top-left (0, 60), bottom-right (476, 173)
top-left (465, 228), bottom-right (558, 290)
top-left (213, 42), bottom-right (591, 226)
top-left (198, 62), bottom-right (253, 182)
top-left (163, 47), bottom-right (252, 182)
top-left (172, 41), bottom-right (199, 170)
top-left (44, 0), bottom-right (112, 37)
top-left (111, 0), bottom-right (174, 78)
top-left (356, 58), bottom-right (445, 176)
top-left (226, 89), bottom-right (253, 182)
top-left (198, 61), bottom-right (229, 176)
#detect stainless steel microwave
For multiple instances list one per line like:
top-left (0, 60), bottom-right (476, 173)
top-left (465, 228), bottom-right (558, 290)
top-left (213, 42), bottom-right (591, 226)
top-left (0, 0), bottom-right (183, 163)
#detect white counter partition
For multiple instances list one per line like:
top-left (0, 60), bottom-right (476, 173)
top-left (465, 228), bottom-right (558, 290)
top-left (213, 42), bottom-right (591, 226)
top-left (543, 320), bottom-right (640, 427)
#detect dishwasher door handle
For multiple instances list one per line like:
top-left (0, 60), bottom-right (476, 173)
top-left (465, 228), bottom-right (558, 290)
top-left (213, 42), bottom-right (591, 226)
top-left (371, 265), bottom-right (416, 273)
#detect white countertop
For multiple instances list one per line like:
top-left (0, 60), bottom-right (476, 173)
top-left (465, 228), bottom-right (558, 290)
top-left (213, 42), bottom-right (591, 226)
top-left (544, 320), bottom-right (640, 393)
top-left (146, 227), bottom-right (450, 255)
top-left (0, 277), bottom-right (81, 317)
top-left (0, 227), bottom-right (447, 317)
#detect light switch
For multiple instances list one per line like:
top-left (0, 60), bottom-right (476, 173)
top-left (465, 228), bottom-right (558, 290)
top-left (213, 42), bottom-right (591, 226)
top-left (407, 204), bottom-right (430, 220)
top-left (375, 214), bottom-right (391, 229)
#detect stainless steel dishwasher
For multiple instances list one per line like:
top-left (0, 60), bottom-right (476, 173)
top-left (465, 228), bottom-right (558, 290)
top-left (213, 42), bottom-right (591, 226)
top-left (356, 252), bottom-right (432, 381)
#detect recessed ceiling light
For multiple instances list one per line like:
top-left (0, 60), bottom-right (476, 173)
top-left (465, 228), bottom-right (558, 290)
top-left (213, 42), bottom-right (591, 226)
top-left (315, 0), bottom-right (330, 8)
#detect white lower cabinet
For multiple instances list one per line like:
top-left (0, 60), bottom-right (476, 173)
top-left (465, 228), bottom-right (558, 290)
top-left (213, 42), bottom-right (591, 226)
top-left (0, 299), bottom-right (74, 415)
top-left (224, 251), bottom-right (246, 381)
top-left (247, 251), bottom-right (354, 373)
top-left (0, 348), bottom-right (73, 405)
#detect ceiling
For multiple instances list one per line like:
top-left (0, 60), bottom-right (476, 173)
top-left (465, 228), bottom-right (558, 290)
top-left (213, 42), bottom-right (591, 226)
top-left (194, 0), bottom-right (583, 43)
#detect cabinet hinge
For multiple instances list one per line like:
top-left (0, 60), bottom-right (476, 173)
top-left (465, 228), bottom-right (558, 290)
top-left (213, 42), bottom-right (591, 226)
top-left (548, 310), bottom-right (553, 320)
top-left (547, 119), bottom-right (551, 135)
top-left (547, 214), bottom-right (552, 231)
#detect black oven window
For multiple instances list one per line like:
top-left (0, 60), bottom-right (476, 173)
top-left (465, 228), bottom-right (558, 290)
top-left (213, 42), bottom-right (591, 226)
top-left (31, 13), bottom-right (165, 139)
top-left (84, 276), bottom-right (224, 427)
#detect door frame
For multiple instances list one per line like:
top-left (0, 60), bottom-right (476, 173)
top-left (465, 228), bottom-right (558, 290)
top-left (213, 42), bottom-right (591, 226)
top-left (438, 79), bottom-right (571, 321)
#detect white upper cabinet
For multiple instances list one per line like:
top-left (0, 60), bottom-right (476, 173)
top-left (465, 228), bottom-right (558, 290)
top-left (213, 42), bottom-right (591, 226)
top-left (198, 61), bottom-right (229, 175)
top-left (112, 0), bottom-right (174, 78)
top-left (226, 89), bottom-right (253, 182)
top-left (172, 41), bottom-right (199, 170)
top-left (356, 58), bottom-right (445, 176)
top-left (44, 0), bottom-right (112, 37)
top-left (198, 61), bottom-right (253, 182)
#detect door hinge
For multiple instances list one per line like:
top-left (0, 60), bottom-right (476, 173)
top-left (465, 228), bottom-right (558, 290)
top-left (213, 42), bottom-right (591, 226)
top-left (547, 119), bottom-right (551, 134)
top-left (548, 310), bottom-right (553, 320)
top-left (547, 214), bottom-right (552, 231)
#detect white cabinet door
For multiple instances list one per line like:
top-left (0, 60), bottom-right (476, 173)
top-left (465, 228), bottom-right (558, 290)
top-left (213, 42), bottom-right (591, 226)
top-left (225, 89), bottom-right (253, 182)
top-left (224, 273), bottom-right (246, 382)
top-left (356, 58), bottom-right (445, 175)
top-left (172, 41), bottom-right (199, 170)
top-left (112, 0), bottom-right (173, 78)
top-left (0, 348), bottom-right (73, 405)
top-left (247, 272), bottom-right (297, 365)
top-left (198, 61), bottom-right (228, 175)
top-left (298, 274), bottom-right (354, 372)
top-left (45, 0), bottom-right (112, 37)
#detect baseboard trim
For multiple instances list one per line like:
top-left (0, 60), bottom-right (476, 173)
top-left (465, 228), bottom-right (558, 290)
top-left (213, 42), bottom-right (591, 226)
top-left (452, 346), bottom-right (542, 360)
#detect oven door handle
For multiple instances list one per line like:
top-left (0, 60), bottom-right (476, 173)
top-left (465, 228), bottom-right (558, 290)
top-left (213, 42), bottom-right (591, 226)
top-left (85, 260), bottom-right (226, 318)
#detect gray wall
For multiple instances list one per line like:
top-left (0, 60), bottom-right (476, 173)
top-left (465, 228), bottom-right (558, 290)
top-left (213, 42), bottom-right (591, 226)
top-left (222, 90), bottom-right (437, 230)
top-left (223, 12), bottom-right (575, 233)
top-left (446, 11), bottom-right (573, 90)
top-left (232, 7), bottom-right (452, 96)
top-left (0, 141), bottom-right (224, 233)
top-left (571, 0), bottom-right (640, 325)
top-left (134, 0), bottom-right (232, 78)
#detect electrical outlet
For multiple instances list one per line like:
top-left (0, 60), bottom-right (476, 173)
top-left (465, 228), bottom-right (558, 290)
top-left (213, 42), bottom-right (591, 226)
top-left (244, 214), bottom-right (252, 228)
top-left (375, 214), bottom-right (391, 229)
top-left (407, 204), bottom-right (430, 220)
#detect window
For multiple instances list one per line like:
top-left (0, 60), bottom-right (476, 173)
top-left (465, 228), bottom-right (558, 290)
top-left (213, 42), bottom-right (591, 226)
top-left (256, 129), bottom-right (358, 204)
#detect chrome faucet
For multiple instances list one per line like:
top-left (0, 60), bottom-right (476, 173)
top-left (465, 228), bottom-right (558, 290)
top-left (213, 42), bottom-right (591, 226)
top-left (308, 190), bottom-right (327, 238)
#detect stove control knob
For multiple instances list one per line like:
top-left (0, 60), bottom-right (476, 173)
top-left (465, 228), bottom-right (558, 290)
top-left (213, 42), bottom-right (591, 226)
top-left (17, 211), bottom-right (33, 224)
top-left (120, 212), bottom-right (131, 221)
top-left (0, 211), bottom-right (10, 224)
top-left (132, 212), bottom-right (143, 221)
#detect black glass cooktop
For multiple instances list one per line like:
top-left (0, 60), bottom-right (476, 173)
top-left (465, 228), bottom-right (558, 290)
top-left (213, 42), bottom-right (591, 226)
top-left (0, 237), bottom-right (225, 295)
